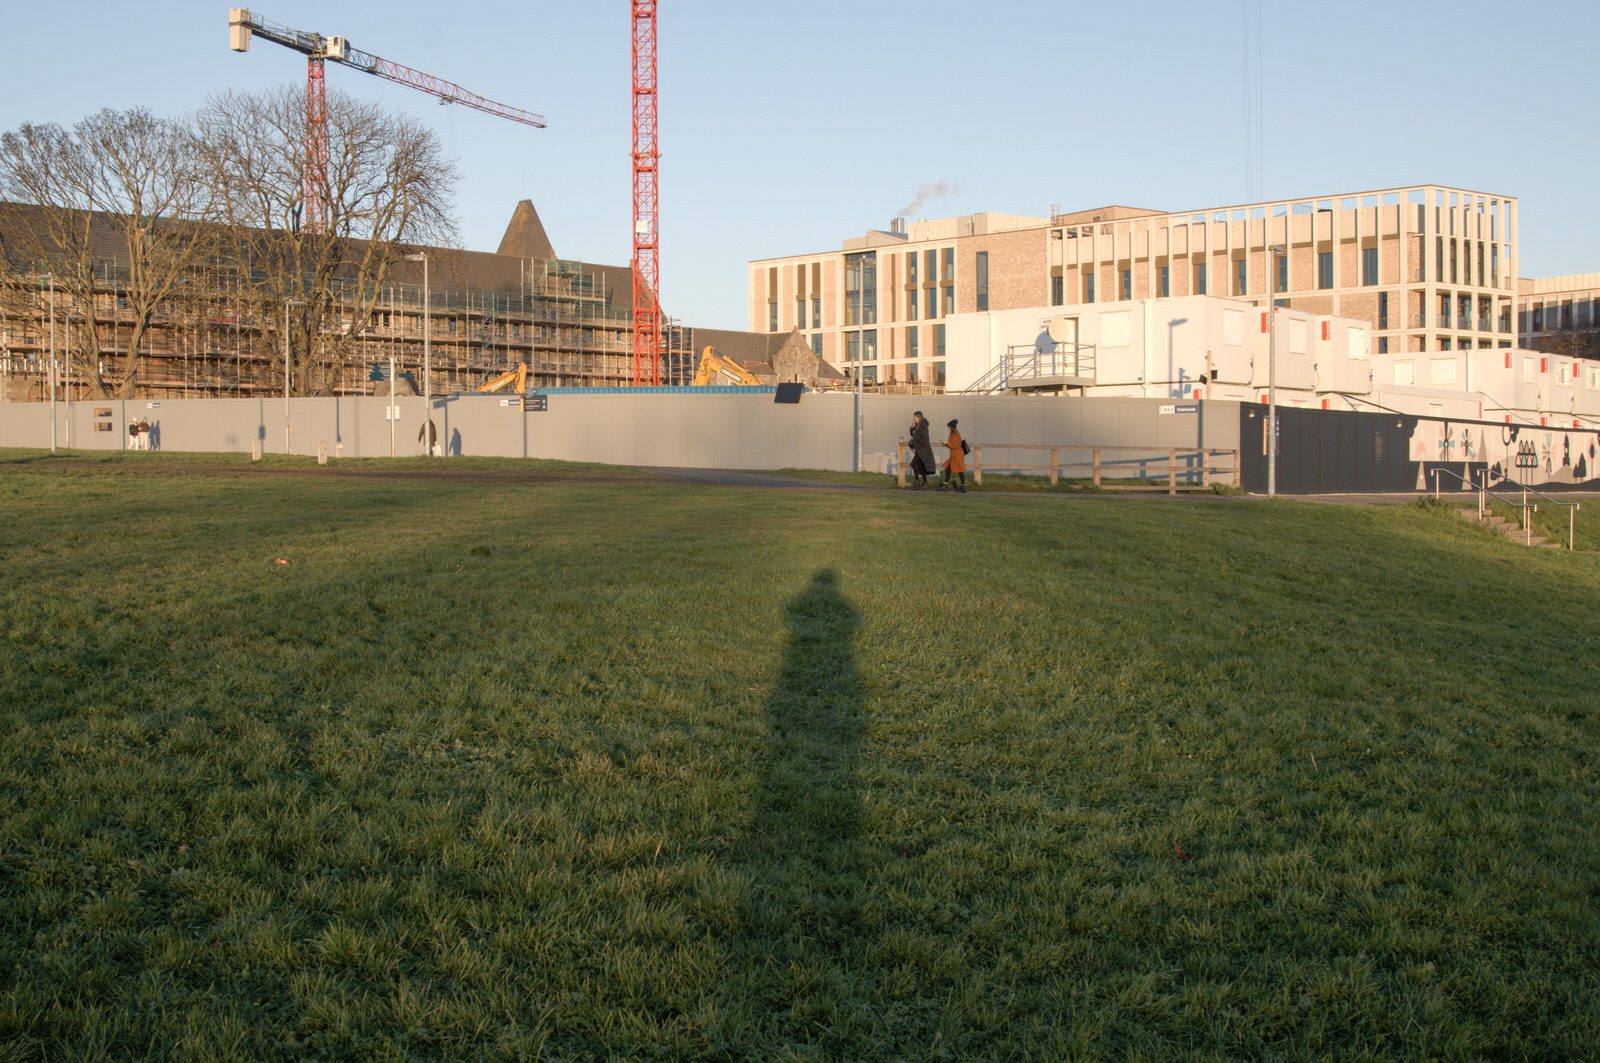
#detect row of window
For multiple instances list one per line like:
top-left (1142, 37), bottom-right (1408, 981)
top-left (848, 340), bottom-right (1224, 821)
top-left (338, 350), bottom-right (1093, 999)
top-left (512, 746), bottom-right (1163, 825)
top-left (840, 324), bottom-right (948, 363)
top-left (1523, 298), bottom-right (1600, 333)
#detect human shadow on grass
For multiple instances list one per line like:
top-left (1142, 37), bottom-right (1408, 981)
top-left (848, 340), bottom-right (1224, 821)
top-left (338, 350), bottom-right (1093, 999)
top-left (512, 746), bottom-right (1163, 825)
top-left (731, 568), bottom-right (867, 1044)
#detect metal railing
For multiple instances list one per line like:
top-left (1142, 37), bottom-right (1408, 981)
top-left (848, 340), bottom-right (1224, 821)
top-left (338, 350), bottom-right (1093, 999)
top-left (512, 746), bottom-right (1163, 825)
top-left (1432, 468), bottom-right (1581, 549)
top-left (960, 342), bottom-right (1097, 394)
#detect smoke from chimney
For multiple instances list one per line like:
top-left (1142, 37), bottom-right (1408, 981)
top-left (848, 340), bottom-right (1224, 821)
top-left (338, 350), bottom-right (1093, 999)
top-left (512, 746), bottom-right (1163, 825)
top-left (898, 181), bottom-right (959, 218)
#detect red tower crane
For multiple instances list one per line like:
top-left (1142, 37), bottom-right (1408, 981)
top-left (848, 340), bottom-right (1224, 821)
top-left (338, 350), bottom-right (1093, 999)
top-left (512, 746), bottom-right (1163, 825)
top-left (630, 1), bottom-right (661, 386)
top-left (228, 8), bottom-right (546, 233)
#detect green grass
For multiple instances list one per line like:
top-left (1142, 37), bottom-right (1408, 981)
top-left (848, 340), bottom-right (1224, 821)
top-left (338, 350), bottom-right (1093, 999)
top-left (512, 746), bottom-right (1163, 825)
top-left (2, 452), bottom-right (1599, 1058)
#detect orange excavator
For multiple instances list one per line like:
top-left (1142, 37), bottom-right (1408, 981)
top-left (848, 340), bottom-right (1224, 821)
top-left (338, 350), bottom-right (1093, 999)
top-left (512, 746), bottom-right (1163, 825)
top-left (475, 363), bottom-right (527, 394)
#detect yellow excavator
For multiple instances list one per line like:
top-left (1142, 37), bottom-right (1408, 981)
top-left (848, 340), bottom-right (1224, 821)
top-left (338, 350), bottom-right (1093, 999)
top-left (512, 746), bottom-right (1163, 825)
top-left (692, 346), bottom-right (764, 387)
top-left (476, 363), bottom-right (528, 394)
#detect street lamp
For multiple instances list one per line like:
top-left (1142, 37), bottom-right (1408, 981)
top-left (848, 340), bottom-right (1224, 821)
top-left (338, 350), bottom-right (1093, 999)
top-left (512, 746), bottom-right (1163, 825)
top-left (46, 273), bottom-right (56, 453)
top-left (283, 299), bottom-right (303, 454)
top-left (405, 252), bottom-right (432, 457)
top-left (1267, 243), bottom-right (1284, 497)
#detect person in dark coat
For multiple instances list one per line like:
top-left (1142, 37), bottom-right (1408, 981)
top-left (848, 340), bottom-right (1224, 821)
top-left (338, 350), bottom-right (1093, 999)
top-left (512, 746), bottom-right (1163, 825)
top-left (908, 410), bottom-right (936, 488)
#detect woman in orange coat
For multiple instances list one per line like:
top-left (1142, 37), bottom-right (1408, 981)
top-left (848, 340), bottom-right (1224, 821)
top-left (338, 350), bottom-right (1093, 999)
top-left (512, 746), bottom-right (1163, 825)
top-left (939, 418), bottom-right (967, 492)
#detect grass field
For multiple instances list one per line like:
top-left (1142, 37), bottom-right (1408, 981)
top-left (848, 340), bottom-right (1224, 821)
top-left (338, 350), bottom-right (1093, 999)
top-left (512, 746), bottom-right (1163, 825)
top-left (2, 450), bottom-right (1598, 1058)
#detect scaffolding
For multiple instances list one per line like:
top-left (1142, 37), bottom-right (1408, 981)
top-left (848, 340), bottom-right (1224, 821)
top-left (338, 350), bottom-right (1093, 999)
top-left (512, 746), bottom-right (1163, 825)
top-left (0, 253), bottom-right (681, 401)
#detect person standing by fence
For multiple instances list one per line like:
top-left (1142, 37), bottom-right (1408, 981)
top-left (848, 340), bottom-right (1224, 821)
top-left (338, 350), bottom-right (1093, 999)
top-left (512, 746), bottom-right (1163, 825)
top-left (908, 410), bottom-right (936, 489)
top-left (940, 418), bottom-right (968, 493)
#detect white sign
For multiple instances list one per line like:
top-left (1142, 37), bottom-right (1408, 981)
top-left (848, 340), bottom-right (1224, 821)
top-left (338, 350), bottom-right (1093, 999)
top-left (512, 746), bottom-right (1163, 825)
top-left (1159, 404), bottom-right (1176, 415)
top-left (385, 406), bottom-right (400, 422)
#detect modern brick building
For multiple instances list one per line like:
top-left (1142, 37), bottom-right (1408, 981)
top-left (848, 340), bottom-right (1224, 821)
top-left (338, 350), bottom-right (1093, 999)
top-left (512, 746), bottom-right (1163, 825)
top-left (1518, 274), bottom-right (1600, 359)
top-left (750, 184), bottom-right (1521, 388)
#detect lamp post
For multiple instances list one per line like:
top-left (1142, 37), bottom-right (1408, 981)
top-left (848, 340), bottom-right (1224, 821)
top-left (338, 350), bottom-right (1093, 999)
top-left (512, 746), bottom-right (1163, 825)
top-left (284, 299), bottom-right (303, 454)
top-left (1267, 243), bottom-right (1284, 497)
top-left (46, 273), bottom-right (56, 453)
top-left (406, 252), bottom-right (432, 457)
top-left (854, 256), bottom-right (866, 473)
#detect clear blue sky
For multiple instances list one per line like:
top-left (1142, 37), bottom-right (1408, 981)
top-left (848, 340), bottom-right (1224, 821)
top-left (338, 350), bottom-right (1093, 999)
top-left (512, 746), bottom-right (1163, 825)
top-left (3, 1), bottom-right (1597, 329)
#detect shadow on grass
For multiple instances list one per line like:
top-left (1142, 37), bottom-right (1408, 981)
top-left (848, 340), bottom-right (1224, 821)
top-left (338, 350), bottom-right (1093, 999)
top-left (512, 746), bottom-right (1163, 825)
top-left (734, 568), bottom-right (866, 1043)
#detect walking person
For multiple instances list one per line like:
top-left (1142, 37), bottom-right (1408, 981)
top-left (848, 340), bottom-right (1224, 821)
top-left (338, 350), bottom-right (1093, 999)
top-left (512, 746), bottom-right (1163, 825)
top-left (418, 417), bottom-right (439, 456)
top-left (908, 410), bottom-right (936, 489)
top-left (939, 418), bottom-right (968, 493)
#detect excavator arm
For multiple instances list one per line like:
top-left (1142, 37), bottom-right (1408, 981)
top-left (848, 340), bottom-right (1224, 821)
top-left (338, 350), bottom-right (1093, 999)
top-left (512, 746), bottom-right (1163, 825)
top-left (692, 346), bottom-right (763, 387)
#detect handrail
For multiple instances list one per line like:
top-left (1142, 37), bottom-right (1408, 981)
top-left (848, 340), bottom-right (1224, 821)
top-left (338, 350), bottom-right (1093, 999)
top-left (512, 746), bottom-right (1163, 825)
top-left (1462, 469), bottom-right (1582, 550)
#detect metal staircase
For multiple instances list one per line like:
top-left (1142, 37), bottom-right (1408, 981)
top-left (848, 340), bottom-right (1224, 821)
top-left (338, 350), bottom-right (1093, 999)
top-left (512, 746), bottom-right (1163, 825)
top-left (961, 342), bottom-right (1096, 395)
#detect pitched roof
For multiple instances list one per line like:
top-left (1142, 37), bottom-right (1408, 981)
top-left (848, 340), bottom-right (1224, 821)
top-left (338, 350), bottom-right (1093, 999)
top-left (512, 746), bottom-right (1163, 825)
top-left (496, 199), bottom-right (556, 260)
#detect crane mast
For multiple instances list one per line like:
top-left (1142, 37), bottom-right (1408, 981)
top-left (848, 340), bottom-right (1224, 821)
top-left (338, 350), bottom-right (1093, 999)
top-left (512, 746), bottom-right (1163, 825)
top-left (631, 1), bottom-right (661, 386)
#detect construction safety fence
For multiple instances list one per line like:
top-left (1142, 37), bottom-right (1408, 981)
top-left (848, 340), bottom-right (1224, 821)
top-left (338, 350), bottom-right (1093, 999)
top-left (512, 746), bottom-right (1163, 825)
top-left (0, 393), bottom-right (1245, 475)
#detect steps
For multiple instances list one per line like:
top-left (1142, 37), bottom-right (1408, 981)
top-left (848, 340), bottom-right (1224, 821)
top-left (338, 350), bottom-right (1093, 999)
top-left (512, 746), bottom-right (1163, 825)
top-left (1454, 507), bottom-right (1562, 549)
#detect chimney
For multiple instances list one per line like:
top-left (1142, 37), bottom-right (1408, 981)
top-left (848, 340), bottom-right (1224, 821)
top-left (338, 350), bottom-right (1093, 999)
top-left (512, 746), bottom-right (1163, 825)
top-left (890, 216), bottom-right (907, 236)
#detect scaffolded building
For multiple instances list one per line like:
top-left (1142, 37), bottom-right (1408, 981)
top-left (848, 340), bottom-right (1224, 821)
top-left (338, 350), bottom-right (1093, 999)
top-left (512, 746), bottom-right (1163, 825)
top-left (0, 200), bottom-right (708, 401)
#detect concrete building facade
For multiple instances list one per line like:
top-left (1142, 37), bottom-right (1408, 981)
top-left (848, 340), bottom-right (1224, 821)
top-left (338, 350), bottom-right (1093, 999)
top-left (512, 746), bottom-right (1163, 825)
top-left (750, 184), bottom-right (1520, 388)
top-left (1518, 274), bottom-right (1600, 359)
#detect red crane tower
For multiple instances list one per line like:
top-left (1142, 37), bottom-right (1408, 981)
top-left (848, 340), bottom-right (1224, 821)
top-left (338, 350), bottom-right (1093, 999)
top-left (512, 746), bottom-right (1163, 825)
top-left (631, 1), bottom-right (661, 386)
top-left (228, 8), bottom-right (546, 233)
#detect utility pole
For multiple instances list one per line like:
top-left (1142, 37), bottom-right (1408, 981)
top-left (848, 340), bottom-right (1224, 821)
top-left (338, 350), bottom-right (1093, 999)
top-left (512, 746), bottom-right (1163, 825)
top-left (1267, 243), bottom-right (1284, 497)
top-left (284, 299), bottom-right (302, 454)
top-left (46, 273), bottom-right (56, 453)
top-left (406, 253), bottom-right (432, 456)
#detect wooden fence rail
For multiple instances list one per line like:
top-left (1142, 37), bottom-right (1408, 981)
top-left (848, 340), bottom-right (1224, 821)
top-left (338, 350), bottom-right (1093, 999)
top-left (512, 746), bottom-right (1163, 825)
top-left (896, 441), bottom-right (1239, 495)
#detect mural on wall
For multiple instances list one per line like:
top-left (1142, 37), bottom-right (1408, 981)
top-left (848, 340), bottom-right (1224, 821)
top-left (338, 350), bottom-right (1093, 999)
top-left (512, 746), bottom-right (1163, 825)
top-left (1412, 419), bottom-right (1600, 491)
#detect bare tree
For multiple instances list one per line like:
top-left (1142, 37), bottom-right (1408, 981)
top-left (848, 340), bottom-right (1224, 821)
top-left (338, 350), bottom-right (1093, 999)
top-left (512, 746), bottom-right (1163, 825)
top-left (0, 109), bottom-right (214, 398)
top-left (195, 86), bottom-right (457, 396)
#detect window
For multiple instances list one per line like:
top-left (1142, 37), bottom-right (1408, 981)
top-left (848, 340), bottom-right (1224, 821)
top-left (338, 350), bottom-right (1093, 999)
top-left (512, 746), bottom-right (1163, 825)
top-left (1275, 254), bottom-right (1287, 293)
top-left (1317, 251), bottom-right (1334, 290)
top-left (942, 247), bottom-right (954, 281)
top-left (935, 324), bottom-right (946, 358)
top-left (1051, 275), bottom-right (1064, 306)
top-left (1235, 259), bottom-right (1247, 296)
top-left (862, 365), bottom-right (877, 384)
top-left (1586, 365), bottom-right (1600, 390)
top-left (907, 252), bottom-right (918, 285)
top-left (1194, 262), bottom-right (1207, 295)
top-left (796, 298), bottom-right (804, 328)
top-left (1557, 361), bottom-right (1572, 386)
top-left (863, 329), bottom-right (878, 361)
top-left (1430, 358), bottom-right (1458, 385)
top-left (907, 361), bottom-right (919, 383)
top-left (1120, 269), bottom-right (1131, 300)
top-left (934, 360), bottom-right (946, 386)
top-left (976, 251), bottom-right (989, 312)
top-left (1223, 308), bottom-right (1244, 346)
top-left (1395, 360), bottom-right (1415, 385)
top-left (907, 291), bottom-right (918, 320)
top-left (908, 327), bottom-right (918, 361)
top-left (845, 331), bottom-right (859, 362)
top-left (1159, 266), bottom-right (1170, 298)
top-left (810, 334), bottom-right (823, 355)
top-left (1362, 247), bottom-right (1378, 286)
top-left (925, 250), bottom-right (936, 283)
top-left (926, 288), bottom-right (937, 319)
top-left (1378, 337), bottom-right (1389, 354)
top-left (1378, 291), bottom-right (1389, 330)
top-left (943, 287), bottom-right (954, 315)
top-left (812, 297), bottom-right (820, 328)
top-left (1100, 311), bottom-right (1132, 348)
top-left (1085, 273), bottom-right (1096, 303)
